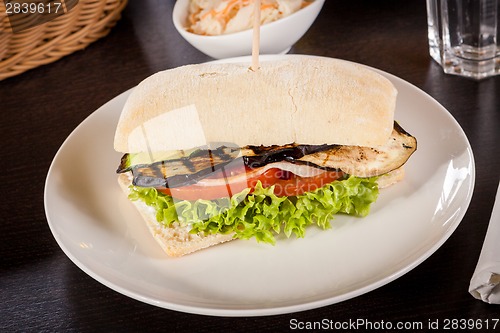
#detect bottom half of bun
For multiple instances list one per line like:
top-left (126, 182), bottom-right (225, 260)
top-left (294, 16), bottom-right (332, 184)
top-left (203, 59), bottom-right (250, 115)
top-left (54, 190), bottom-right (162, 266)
top-left (377, 166), bottom-right (405, 189)
top-left (118, 167), bottom-right (405, 257)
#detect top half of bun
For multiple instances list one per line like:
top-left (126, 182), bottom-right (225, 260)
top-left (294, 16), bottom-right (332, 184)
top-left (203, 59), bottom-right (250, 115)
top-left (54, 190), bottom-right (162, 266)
top-left (114, 57), bottom-right (397, 154)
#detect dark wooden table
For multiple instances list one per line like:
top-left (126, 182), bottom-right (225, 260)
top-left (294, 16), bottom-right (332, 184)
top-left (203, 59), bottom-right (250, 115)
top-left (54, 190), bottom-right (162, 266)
top-left (1, 0), bottom-right (499, 331)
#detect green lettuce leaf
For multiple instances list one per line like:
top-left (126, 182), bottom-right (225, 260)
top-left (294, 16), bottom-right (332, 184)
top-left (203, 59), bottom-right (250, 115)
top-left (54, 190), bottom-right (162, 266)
top-left (128, 176), bottom-right (379, 245)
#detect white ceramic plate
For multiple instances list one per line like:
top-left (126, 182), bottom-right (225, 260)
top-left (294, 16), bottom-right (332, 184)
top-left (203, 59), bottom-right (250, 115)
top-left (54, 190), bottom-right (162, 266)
top-left (44, 55), bottom-right (475, 316)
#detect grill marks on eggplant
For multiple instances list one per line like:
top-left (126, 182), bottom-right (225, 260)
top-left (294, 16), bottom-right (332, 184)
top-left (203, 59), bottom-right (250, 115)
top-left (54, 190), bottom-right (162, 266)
top-left (243, 144), bottom-right (339, 168)
top-left (119, 122), bottom-right (417, 189)
top-left (127, 144), bottom-right (338, 188)
top-left (128, 146), bottom-right (241, 188)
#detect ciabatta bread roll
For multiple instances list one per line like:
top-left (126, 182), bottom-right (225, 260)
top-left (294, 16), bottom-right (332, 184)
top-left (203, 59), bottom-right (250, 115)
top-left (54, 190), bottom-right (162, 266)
top-left (114, 57), bottom-right (416, 257)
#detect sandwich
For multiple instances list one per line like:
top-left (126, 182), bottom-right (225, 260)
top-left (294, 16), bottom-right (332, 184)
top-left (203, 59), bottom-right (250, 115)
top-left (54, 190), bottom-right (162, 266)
top-left (114, 57), bottom-right (417, 257)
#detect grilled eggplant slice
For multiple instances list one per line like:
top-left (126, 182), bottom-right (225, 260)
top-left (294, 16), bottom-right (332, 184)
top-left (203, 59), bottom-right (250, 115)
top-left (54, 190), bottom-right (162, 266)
top-left (298, 122), bottom-right (416, 177)
top-left (122, 146), bottom-right (242, 188)
top-left (118, 122), bottom-right (416, 189)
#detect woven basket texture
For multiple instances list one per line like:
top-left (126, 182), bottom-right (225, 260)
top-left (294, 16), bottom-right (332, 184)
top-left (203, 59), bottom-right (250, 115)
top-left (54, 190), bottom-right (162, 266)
top-left (0, 0), bottom-right (128, 80)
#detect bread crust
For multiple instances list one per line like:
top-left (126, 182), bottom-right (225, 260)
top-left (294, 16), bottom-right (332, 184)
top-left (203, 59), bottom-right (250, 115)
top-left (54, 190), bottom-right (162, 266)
top-left (114, 57), bottom-right (397, 153)
top-left (377, 166), bottom-right (405, 189)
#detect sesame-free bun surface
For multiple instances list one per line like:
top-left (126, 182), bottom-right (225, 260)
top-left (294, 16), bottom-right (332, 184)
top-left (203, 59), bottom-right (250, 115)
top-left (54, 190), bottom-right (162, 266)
top-left (114, 58), bottom-right (397, 153)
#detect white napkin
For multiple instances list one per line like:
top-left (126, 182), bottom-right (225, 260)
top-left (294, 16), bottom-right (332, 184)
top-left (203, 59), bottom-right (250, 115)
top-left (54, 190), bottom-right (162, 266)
top-left (469, 181), bottom-right (500, 304)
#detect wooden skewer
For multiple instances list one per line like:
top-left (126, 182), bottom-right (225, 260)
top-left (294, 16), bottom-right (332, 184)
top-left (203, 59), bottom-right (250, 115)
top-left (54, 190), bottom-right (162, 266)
top-left (251, 0), bottom-right (261, 71)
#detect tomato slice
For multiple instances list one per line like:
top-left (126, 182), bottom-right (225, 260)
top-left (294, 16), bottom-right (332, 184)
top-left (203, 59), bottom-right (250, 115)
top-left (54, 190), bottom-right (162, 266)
top-left (157, 168), bottom-right (343, 201)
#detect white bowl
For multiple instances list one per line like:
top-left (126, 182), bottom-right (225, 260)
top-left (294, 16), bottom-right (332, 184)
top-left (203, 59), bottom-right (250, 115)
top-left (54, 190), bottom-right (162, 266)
top-left (172, 0), bottom-right (325, 59)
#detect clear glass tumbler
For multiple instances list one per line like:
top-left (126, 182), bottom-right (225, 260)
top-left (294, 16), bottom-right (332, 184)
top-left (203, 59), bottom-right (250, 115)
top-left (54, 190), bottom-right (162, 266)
top-left (426, 0), bottom-right (500, 79)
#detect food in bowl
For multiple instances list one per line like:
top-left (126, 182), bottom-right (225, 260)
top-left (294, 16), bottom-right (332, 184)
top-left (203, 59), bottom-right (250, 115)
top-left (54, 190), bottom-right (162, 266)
top-left (186, 0), bottom-right (314, 36)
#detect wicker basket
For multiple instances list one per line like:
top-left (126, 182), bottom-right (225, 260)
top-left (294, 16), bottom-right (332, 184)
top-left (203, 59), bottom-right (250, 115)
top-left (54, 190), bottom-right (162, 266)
top-left (0, 0), bottom-right (128, 81)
